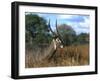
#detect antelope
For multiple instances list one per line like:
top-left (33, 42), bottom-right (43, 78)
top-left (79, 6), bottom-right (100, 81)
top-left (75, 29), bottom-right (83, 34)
top-left (41, 19), bottom-right (65, 61)
top-left (43, 20), bottom-right (81, 64)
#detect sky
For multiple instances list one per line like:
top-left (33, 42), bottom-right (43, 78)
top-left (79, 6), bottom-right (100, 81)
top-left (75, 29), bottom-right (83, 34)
top-left (26, 12), bottom-right (90, 34)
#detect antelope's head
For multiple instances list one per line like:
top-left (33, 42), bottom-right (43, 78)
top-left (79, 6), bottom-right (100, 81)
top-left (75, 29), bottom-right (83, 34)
top-left (48, 19), bottom-right (65, 50)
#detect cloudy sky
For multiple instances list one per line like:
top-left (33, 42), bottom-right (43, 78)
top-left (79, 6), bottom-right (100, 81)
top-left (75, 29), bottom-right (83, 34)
top-left (26, 12), bottom-right (90, 34)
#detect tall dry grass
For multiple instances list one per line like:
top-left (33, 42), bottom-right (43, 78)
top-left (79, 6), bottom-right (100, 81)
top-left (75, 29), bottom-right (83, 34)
top-left (25, 44), bottom-right (89, 68)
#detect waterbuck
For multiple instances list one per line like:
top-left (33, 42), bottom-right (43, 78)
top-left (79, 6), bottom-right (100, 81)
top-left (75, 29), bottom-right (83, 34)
top-left (42, 20), bottom-right (65, 61)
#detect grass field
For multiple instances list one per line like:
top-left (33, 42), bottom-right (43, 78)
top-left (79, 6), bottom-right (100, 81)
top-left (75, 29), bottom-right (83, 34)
top-left (25, 44), bottom-right (89, 68)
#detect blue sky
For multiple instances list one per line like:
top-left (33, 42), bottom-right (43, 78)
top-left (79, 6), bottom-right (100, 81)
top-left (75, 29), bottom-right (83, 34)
top-left (26, 12), bottom-right (90, 34)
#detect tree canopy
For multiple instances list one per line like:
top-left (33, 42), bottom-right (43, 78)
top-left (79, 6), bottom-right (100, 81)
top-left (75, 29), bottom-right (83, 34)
top-left (57, 24), bottom-right (76, 46)
top-left (25, 14), bottom-right (52, 47)
top-left (77, 33), bottom-right (89, 44)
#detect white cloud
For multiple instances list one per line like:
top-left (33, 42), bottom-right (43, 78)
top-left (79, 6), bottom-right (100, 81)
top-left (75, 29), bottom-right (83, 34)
top-left (63, 16), bottom-right (90, 34)
top-left (57, 15), bottom-right (73, 19)
top-left (79, 17), bottom-right (90, 28)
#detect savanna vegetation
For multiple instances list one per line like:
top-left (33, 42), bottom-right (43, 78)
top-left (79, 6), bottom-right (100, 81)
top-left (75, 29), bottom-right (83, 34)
top-left (25, 14), bottom-right (89, 68)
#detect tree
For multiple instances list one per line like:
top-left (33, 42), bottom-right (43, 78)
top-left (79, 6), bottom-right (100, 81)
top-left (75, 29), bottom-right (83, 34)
top-left (25, 14), bottom-right (52, 47)
top-left (77, 33), bottom-right (89, 44)
top-left (57, 24), bottom-right (76, 46)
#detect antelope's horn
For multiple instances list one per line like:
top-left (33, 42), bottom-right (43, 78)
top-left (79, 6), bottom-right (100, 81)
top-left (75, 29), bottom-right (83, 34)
top-left (55, 19), bottom-right (65, 46)
top-left (48, 19), bottom-right (57, 37)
